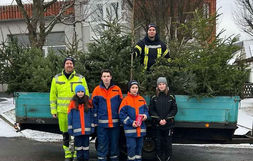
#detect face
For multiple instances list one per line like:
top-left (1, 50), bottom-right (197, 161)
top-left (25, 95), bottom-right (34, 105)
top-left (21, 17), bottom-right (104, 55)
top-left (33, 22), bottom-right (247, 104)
top-left (76, 91), bottom-right (84, 98)
top-left (147, 27), bottom-right (156, 38)
top-left (130, 84), bottom-right (138, 95)
top-left (64, 60), bottom-right (74, 73)
top-left (101, 72), bottom-right (112, 85)
top-left (158, 83), bottom-right (167, 91)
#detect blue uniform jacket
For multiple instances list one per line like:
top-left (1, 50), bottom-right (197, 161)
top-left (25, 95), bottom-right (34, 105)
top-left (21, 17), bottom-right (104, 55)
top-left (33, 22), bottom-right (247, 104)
top-left (68, 100), bottom-right (94, 136)
top-left (92, 82), bottom-right (123, 128)
top-left (119, 93), bottom-right (149, 137)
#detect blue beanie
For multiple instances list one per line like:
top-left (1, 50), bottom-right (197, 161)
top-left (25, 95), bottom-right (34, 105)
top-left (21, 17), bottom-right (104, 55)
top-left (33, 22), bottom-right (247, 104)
top-left (75, 85), bottom-right (85, 94)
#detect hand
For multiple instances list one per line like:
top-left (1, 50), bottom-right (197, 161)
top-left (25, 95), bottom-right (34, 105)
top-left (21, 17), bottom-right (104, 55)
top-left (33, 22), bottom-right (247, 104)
top-left (159, 119), bottom-right (166, 126)
top-left (132, 121), bottom-right (138, 127)
top-left (142, 114), bottom-right (147, 121)
top-left (52, 114), bottom-right (57, 118)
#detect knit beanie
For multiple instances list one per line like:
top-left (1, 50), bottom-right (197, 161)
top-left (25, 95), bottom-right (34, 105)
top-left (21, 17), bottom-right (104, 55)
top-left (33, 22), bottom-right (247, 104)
top-left (75, 85), bottom-right (85, 94)
top-left (128, 80), bottom-right (139, 91)
top-left (63, 57), bottom-right (75, 67)
top-left (157, 77), bottom-right (167, 86)
top-left (147, 23), bottom-right (157, 31)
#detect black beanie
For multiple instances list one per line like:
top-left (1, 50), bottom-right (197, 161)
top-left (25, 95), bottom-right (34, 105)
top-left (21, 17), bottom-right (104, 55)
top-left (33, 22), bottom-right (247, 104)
top-left (147, 23), bottom-right (157, 31)
top-left (63, 57), bottom-right (75, 66)
top-left (128, 80), bottom-right (139, 91)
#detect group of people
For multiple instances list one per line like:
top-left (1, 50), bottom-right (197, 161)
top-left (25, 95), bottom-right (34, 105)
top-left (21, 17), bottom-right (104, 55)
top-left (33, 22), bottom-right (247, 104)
top-left (49, 24), bottom-right (177, 161)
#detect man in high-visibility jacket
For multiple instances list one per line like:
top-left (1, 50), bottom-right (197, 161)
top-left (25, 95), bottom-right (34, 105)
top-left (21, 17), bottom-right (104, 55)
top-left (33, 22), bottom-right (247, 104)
top-left (92, 69), bottom-right (123, 161)
top-left (134, 24), bottom-right (171, 71)
top-left (50, 57), bottom-right (89, 161)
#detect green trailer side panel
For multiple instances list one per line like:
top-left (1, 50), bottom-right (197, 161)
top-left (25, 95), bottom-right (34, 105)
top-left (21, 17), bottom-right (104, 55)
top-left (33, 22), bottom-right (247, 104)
top-left (15, 92), bottom-right (239, 124)
top-left (174, 95), bottom-right (239, 123)
top-left (15, 92), bottom-right (51, 119)
top-left (144, 95), bottom-right (239, 124)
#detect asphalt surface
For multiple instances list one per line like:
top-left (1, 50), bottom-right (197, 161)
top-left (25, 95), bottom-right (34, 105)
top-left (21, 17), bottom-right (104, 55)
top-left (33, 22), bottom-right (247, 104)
top-left (0, 137), bottom-right (98, 161)
top-left (0, 137), bottom-right (253, 161)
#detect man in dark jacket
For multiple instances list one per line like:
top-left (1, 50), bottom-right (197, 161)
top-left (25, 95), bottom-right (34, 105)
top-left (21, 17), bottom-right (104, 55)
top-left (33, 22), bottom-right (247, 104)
top-left (134, 24), bottom-right (171, 71)
top-left (149, 77), bottom-right (178, 161)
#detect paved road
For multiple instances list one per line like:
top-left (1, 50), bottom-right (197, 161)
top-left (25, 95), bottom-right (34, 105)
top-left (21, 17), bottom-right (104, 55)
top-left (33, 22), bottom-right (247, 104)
top-left (173, 144), bottom-right (253, 161)
top-left (0, 137), bottom-right (253, 161)
top-left (0, 137), bottom-right (96, 161)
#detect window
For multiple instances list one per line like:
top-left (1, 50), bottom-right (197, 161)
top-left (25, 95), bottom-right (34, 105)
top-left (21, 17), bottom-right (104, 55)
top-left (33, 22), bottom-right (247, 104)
top-left (43, 45), bottom-right (66, 57)
top-left (8, 34), bottom-right (30, 47)
top-left (84, 0), bottom-right (126, 40)
top-left (203, 3), bottom-right (210, 18)
top-left (7, 32), bottom-right (66, 56)
top-left (248, 45), bottom-right (253, 59)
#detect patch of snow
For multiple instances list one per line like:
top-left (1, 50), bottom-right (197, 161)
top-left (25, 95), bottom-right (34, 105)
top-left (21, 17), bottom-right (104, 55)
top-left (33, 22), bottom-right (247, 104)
top-left (235, 109), bottom-right (253, 135)
top-left (235, 98), bottom-right (253, 135)
top-left (21, 129), bottom-right (62, 142)
top-left (0, 97), bottom-right (62, 142)
top-left (175, 143), bottom-right (253, 149)
top-left (0, 118), bottom-right (23, 137)
top-left (240, 98), bottom-right (253, 109)
top-left (0, 97), bottom-right (15, 114)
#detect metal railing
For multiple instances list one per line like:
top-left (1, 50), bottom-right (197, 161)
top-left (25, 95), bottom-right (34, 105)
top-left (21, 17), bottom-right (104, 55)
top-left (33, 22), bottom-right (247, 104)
top-left (243, 83), bottom-right (253, 98)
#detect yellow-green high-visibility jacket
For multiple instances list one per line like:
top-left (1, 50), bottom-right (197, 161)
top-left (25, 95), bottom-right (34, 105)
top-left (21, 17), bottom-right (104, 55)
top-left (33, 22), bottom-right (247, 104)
top-left (50, 70), bottom-right (89, 114)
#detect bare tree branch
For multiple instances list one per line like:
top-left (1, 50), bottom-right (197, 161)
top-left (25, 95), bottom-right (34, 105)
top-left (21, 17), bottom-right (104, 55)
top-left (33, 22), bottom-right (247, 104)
top-left (15, 0), bottom-right (31, 24)
top-left (43, 0), bottom-right (57, 9)
top-left (44, 1), bottom-right (74, 32)
top-left (15, 0), bottom-right (76, 49)
top-left (234, 0), bottom-right (253, 38)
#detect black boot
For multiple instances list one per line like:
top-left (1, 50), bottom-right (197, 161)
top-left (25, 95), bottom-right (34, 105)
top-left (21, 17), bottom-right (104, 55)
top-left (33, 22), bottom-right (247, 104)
top-left (165, 156), bottom-right (171, 161)
top-left (156, 154), bottom-right (163, 161)
top-left (72, 157), bottom-right (78, 161)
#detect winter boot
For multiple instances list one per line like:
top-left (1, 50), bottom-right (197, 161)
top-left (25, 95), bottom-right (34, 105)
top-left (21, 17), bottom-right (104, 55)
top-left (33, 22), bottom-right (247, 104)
top-left (72, 157), bottom-right (78, 161)
top-left (165, 156), bottom-right (171, 161)
top-left (64, 158), bottom-right (72, 161)
top-left (156, 154), bottom-right (162, 161)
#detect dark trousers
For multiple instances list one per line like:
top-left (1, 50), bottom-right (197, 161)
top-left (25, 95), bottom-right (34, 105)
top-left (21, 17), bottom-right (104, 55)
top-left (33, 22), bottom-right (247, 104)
top-left (97, 126), bottom-right (120, 161)
top-left (74, 135), bottom-right (90, 161)
top-left (155, 128), bottom-right (172, 161)
top-left (126, 137), bottom-right (143, 161)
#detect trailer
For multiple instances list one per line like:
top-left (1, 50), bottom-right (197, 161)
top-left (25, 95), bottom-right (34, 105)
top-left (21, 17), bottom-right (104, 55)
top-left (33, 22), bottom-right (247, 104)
top-left (14, 92), bottom-right (253, 159)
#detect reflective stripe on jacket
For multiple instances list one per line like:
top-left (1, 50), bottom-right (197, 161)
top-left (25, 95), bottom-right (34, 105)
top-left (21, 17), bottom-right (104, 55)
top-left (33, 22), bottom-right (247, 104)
top-left (119, 93), bottom-right (149, 137)
top-left (50, 70), bottom-right (89, 114)
top-left (68, 100), bottom-right (94, 136)
top-left (92, 82), bottom-right (123, 128)
top-left (134, 38), bottom-right (170, 70)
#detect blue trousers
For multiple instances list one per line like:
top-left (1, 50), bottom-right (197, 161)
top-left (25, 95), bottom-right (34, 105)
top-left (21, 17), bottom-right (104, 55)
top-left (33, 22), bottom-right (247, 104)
top-left (126, 137), bottom-right (143, 161)
top-left (97, 126), bottom-right (120, 161)
top-left (74, 135), bottom-right (90, 160)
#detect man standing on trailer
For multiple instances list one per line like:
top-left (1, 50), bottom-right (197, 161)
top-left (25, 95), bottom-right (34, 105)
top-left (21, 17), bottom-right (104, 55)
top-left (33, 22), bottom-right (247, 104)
top-left (134, 24), bottom-right (171, 71)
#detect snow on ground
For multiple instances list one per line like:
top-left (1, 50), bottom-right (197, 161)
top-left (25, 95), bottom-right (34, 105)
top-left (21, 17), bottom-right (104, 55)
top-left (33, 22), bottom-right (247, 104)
top-left (235, 99), bottom-right (253, 135)
top-left (0, 97), bottom-right (252, 148)
top-left (0, 118), bottom-right (23, 137)
top-left (0, 97), bottom-right (61, 142)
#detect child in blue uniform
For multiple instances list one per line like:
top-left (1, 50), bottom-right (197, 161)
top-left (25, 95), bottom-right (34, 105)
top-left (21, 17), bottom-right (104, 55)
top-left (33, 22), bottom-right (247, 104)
top-left (68, 85), bottom-right (94, 161)
top-left (119, 80), bottom-right (149, 161)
